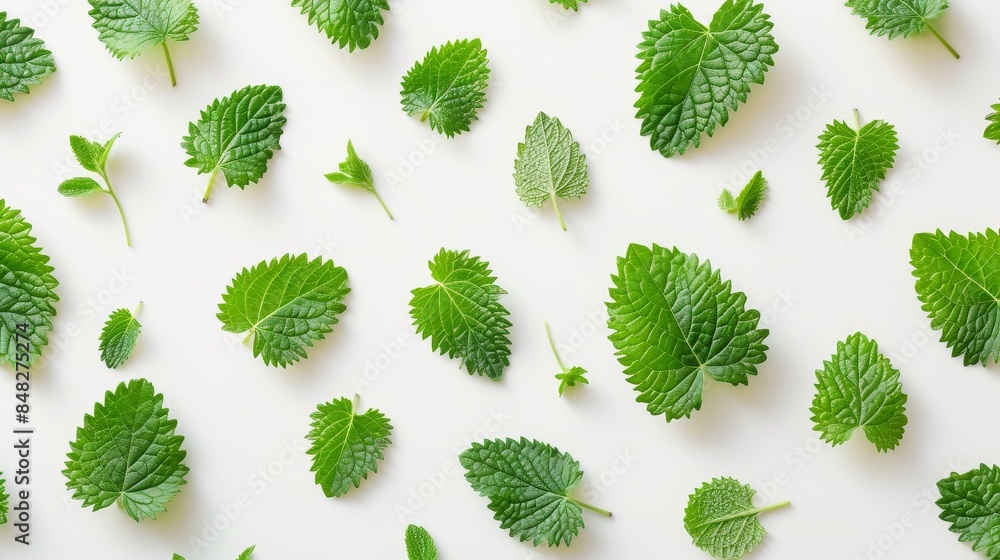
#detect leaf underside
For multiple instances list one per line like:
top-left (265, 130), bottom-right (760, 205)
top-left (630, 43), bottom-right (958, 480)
top-left (684, 477), bottom-right (774, 558)
top-left (845, 0), bottom-right (948, 40)
top-left (306, 396), bottom-right (392, 498)
top-left (514, 111), bottom-right (589, 230)
top-left (400, 39), bottom-right (490, 137)
top-left (0, 12), bottom-right (56, 102)
top-left (88, 0), bottom-right (199, 59)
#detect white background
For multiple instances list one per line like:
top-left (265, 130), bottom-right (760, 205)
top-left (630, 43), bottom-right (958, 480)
top-left (0, 0), bottom-right (998, 558)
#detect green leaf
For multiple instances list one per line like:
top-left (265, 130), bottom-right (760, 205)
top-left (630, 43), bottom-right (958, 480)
top-left (325, 140), bottom-right (392, 220)
top-left (58, 177), bottom-right (104, 197)
top-left (810, 332), bottom-right (907, 452)
top-left (218, 254), bottom-right (349, 368)
top-left (635, 1), bottom-right (778, 157)
top-left (911, 230), bottom-right (1000, 366)
top-left (87, 0), bottom-right (199, 85)
top-left (307, 395), bottom-right (392, 498)
top-left (173, 545), bottom-right (255, 560)
top-left (845, 0), bottom-right (958, 58)
top-left (459, 437), bottom-right (611, 547)
top-left (937, 464), bottom-right (1000, 558)
top-left (181, 84), bottom-right (287, 203)
top-left (514, 112), bottom-right (589, 232)
top-left (64, 379), bottom-right (188, 521)
top-left (400, 39), bottom-right (490, 138)
top-left (817, 109), bottom-right (898, 220)
top-left (98, 304), bottom-right (143, 369)
top-left (0, 13), bottom-right (56, 102)
top-left (545, 323), bottom-right (588, 397)
top-left (684, 477), bottom-right (790, 559)
top-left (70, 135), bottom-right (104, 173)
top-left (549, 0), bottom-right (587, 10)
top-left (0, 200), bottom-right (59, 368)
top-left (291, 0), bottom-right (389, 51)
top-left (409, 249), bottom-right (512, 381)
top-left (0, 471), bottom-right (8, 525)
top-left (405, 524), bottom-right (437, 560)
top-left (606, 243), bottom-right (769, 421)
top-left (985, 101), bottom-right (1000, 144)
top-left (718, 170), bottom-right (767, 221)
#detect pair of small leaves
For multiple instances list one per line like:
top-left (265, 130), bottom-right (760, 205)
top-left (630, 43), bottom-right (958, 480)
top-left (911, 229), bottom-right (1000, 366)
top-left (514, 112), bottom-right (589, 231)
top-left (0, 200), bottom-right (59, 369)
top-left (401, 39), bottom-right (490, 138)
top-left (684, 477), bottom-right (789, 558)
top-left (306, 396), bottom-right (392, 498)
top-left (545, 323), bottom-right (588, 396)
top-left (326, 140), bottom-right (393, 220)
top-left (845, 0), bottom-right (959, 58)
top-left (58, 133), bottom-right (133, 246)
top-left (291, 0), bottom-right (388, 52)
top-left (635, 0), bottom-right (778, 157)
top-left (817, 110), bottom-right (898, 220)
top-left (718, 171), bottom-right (767, 221)
top-left (87, 0), bottom-right (199, 85)
top-left (810, 332), bottom-right (908, 452)
top-left (459, 437), bottom-right (611, 547)
top-left (0, 12), bottom-right (56, 102)
top-left (182, 84), bottom-right (287, 203)
top-left (174, 546), bottom-right (254, 560)
top-left (98, 304), bottom-right (142, 369)
top-left (937, 464), bottom-right (1000, 558)
top-left (606, 243), bottom-right (769, 421)
top-left (64, 379), bottom-right (188, 521)
top-left (405, 525), bottom-right (437, 560)
top-left (410, 249), bottom-right (512, 381)
top-left (218, 254), bottom-right (349, 368)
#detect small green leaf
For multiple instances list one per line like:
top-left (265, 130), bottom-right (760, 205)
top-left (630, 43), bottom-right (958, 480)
top-left (405, 525), bottom-right (437, 560)
top-left (937, 464), bottom-right (1000, 558)
top-left (307, 395), bottom-right (392, 498)
top-left (545, 323), bottom-right (588, 397)
top-left (98, 304), bottom-right (143, 369)
top-left (845, 0), bottom-right (958, 58)
top-left (514, 112), bottom-right (589, 231)
top-left (325, 140), bottom-right (392, 220)
top-left (291, 0), bottom-right (389, 51)
top-left (985, 101), bottom-right (1000, 144)
top-left (70, 135), bottom-right (105, 173)
top-left (0, 471), bottom-right (8, 525)
top-left (401, 39), bottom-right (490, 137)
top-left (58, 177), bottom-right (104, 197)
top-left (684, 477), bottom-right (790, 559)
top-left (719, 171), bottom-right (767, 221)
top-left (59, 133), bottom-right (132, 246)
top-left (817, 109), bottom-right (898, 220)
top-left (0, 12), bottom-right (56, 102)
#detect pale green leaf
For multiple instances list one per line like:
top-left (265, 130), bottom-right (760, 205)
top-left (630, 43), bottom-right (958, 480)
top-left (684, 477), bottom-right (789, 559)
top-left (325, 140), bottom-right (392, 220)
top-left (58, 177), bottom-right (104, 197)
top-left (514, 112), bottom-right (589, 231)
top-left (845, 0), bottom-right (958, 57)
top-left (719, 171), bottom-right (767, 221)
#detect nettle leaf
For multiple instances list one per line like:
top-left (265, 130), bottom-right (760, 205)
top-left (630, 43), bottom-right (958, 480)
top-left (718, 170), bottom-right (767, 221)
top-left (549, 0), bottom-right (588, 10)
top-left (400, 39), bottom-right (490, 138)
top-left (0, 200), bottom-right (59, 368)
top-left (0, 471), bottom-right (8, 525)
top-left (937, 464), bottom-right (1000, 558)
top-left (911, 230), bottom-right (1000, 366)
top-left (635, 0), bottom-right (778, 157)
top-left (405, 524), bottom-right (437, 560)
top-left (459, 437), bottom-right (611, 547)
top-left (817, 109), bottom-right (898, 220)
top-left (87, 0), bottom-right (199, 85)
top-left (174, 545), bottom-right (255, 560)
top-left (0, 12), bottom-right (56, 102)
top-left (99, 304), bottom-right (143, 369)
top-left (606, 243), bottom-right (768, 421)
top-left (985, 101), bottom-right (1000, 144)
top-left (291, 0), bottom-right (389, 51)
top-left (810, 332), bottom-right (907, 452)
top-left (410, 249), bottom-right (512, 381)
top-left (218, 254), bottom-right (349, 368)
top-left (64, 379), bottom-right (188, 521)
top-left (325, 140), bottom-right (393, 220)
top-left (845, 0), bottom-right (958, 58)
top-left (307, 396), bottom-right (392, 498)
top-left (684, 477), bottom-right (789, 559)
top-left (181, 84), bottom-right (287, 203)
top-left (514, 112), bottom-right (589, 231)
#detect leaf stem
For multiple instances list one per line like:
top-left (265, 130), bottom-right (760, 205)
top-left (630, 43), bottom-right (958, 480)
top-left (352, 394), bottom-right (361, 409)
top-left (100, 170), bottom-right (132, 247)
top-left (202, 167), bottom-right (219, 203)
top-left (372, 189), bottom-right (394, 220)
top-left (700, 501), bottom-right (791, 526)
top-left (161, 42), bottom-right (177, 86)
top-left (573, 498), bottom-right (612, 517)
top-left (852, 108), bottom-right (860, 131)
top-left (925, 22), bottom-right (959, 59)
top-left (242, 331), bottom-right (253, 344)
top-left (550, 194), bottom-right (567, 231)
top-left (544, 322), bottom-right (567, 371)
top-left (133, 301), bottom-right (143, 316)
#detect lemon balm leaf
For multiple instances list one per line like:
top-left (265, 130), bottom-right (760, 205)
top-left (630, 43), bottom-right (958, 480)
top-left (98, 304), bottom-right (143, 369)
top-left (405, 525), bottom-right (437, 560)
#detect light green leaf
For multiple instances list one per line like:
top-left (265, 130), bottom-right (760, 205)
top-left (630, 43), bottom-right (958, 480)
top-left (817, 109), bottom-right (898, 220)
top-left (59, 133), bottom-right (132, 246)
top-left (291, 0), bottom-right (389, 51)
top-left (549, 0), bottom-right (587, 10)
top-left (985, 101), bottom-right (1000, 144)
top-left (810, 332), bottom-right (907, 452)
top-left (937, 464), bottom-right (1000, 558)
top-left (718, 170), bottom-right (767, 221)
top-left (635, 0), bottom-right (778, 157)
top-left (545, 323), bottom-right (588, 397)
top-left (58, 177), bottom-right (104, 197)
top-left (684, 477), bottom-right (789, 559)
top-left (459, 437), bottom-right (611, 547)
top-left (182, 84), bottom-right (287, 203)
top-left (845, 0), bottom-right (958, 58)
top-left (98, 304), bottom-right (142, 369)
top-left (911, 230), bottom-right (1000, 366)
top-left (405, 525), bottom-right (437, 560)
top-left (410, 249), bottom-right (512, 381)
top-left (0, 471), bottom-right (8, 525)
top-left (0, 200), bottom-right (59, 368)
top-left (0, 13), bottom-right (56, 102)
top-left (64, 379), bottom-right (188, 521)
top-left (218, 254), bottom-right (349, 368)
top-left (70, 135), bottom-right (105, 173)
top-left (514, 112), bottom-right (589, 231)
top-left (606, 243), bottom-right (769, 421)
top-left (87, 0), bottom-right (199, 85)
top-left (325, 140), bottom-right (392, 220)
top-left (400, 39), bottom-right (490, 138)
top-left (307, 395), bottom-right (392, 498)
